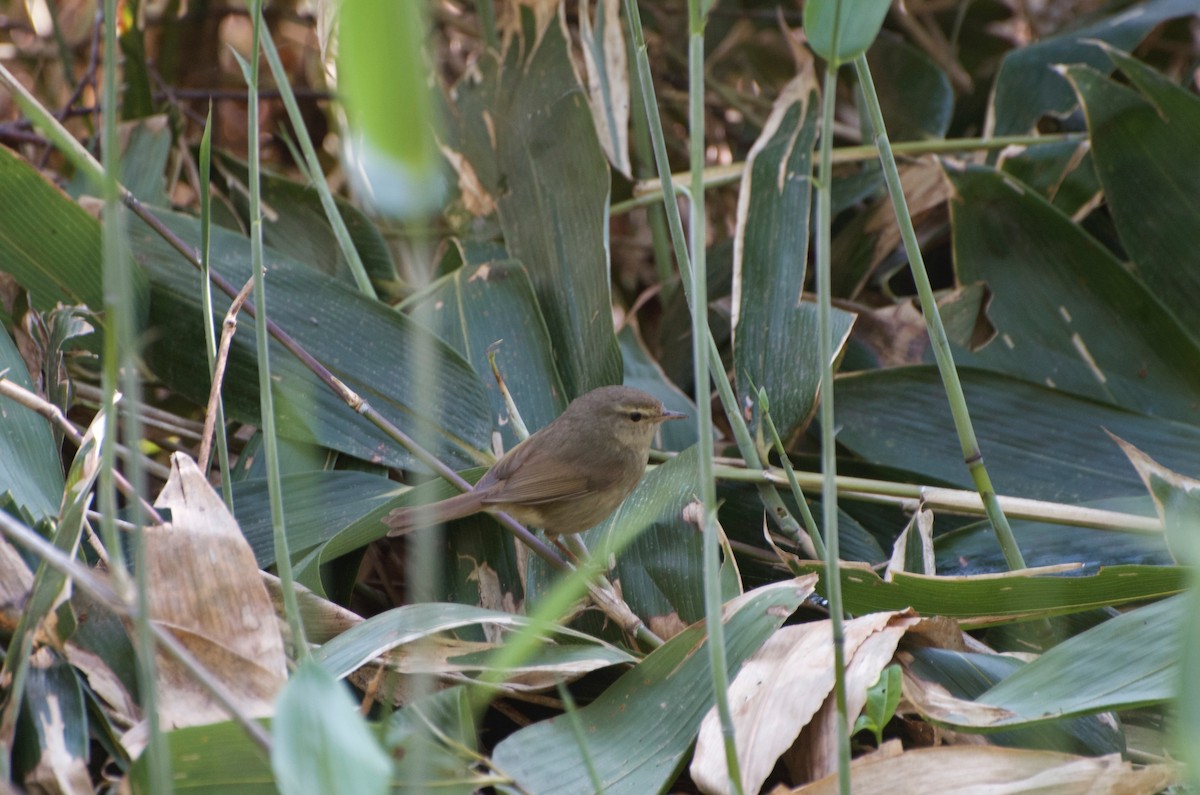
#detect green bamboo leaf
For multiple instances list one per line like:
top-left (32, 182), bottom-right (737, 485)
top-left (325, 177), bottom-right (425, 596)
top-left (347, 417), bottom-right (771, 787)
top-left (272, 660), bottom-right (391, 795)
top-left (314, 602), bottom-right (635, 681)
top-left (803, 0), bottom-right (891, 61)
top-left (579, 0), bottom-right (631, 176)
top-left (15, 651), bottom-right (90, 789)
top-left (936, 508), bottom-right (1170, 577)
top-left (129, 210), bottom-right (493, 470)
top-left (946, 164), bottom-right (1200, 424)
top-left (230, 471), bottom-right (399, 567)
top-left (990, 0), bottom-right (1198, 135)
top-left (733, 69), bottom-right (844, 443)
top-left (1063, 49), bottom-right (1200, 339)
top-left (834, 367), bottom-right (1200, 503)
top-left (795, 561), bottom-right (1186, 626)
top-left (0, 145), bottom-right (147, 320)
top-left (447, 8), bottom-right (622, 398)
top-left (491, 577), bottom-right (816, 795)
top-left (906, 648), bottom-right (1123, 753)
top-left (213, 153), bottom-right (396, 286)
top-left (862, 32), bottom-right (953, 141)
top-left (406, 256), bottom-right (567, 452)
top-left (0, 329), bottom-right (63, 525)
top-left (954, 596), bottom-right (1185, 728)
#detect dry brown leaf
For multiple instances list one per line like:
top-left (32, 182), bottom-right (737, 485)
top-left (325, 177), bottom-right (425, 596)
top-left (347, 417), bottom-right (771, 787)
top-left (691, 609), bottom-right (922, 795)
top-left (884, 508), bottom-right (934, 581)
top-left (122, 453), bottom-right (286, 752)
top-left (780, 746), bottom-right (1178, 795)
top-left (845, 299), bottom-right (930, 367)
top-left (786, 613), bottom-right (924, 783)
top-left (0, 535), bottom-right (34, 634)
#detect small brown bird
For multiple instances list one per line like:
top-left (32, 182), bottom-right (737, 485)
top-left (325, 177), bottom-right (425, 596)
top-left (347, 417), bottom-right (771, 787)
top-left (385, 385), bottom-right (686, 536)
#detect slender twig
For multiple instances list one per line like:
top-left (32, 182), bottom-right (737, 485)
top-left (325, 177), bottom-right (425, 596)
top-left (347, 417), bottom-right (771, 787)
top-left (198, 274), bottom-right (255, 474)
top-left (615, 132), bottom-right (1086, 215)
top-left (0, 375), bottom-right (164, 523)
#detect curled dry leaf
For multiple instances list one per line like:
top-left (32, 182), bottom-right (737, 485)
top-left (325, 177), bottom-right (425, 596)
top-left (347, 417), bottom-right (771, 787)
top-left (121, 453), bottom-right (287, 754)
top-left (691, 610), bottom-right (929, 795)
top-left (779, 745), bottom-right (1177, 795)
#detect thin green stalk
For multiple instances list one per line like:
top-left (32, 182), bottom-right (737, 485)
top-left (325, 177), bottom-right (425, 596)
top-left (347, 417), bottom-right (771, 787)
top-left (97, 0), bottom-right (170, 789)
top-left (258, 21), bottom-right (375, 297)
top-left (556, 677), bottom-right (604, 793)
top-left (814, 14), bottom-right (851, 795)
top-left (477, 0), bottom-right (498, 51)
top-left (198, 106), bottom-right (234, 510)
top-left (627, 32), bottom-right (675, 300)
top-left (853, 53), bottom-right (1025, 571)
top-left (623, 0), bottom-right (816, 561)
top-left (687, 2), bottom-right (744, 791)
top-left (757, 388), bottom-right (825, 559)
top-left (244, 1), bottom-right (308, 657)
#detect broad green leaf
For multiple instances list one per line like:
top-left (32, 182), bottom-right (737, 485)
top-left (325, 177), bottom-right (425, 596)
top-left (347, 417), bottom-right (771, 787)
top-left (129, 210), bottom-right (493, 470)
top-left (406, 256), bottom-right (567, 452)
top-left (935, 511), bottom-right (1170, 577)
top-left (863, 32), bottom-right (953, 141)
top-left (1064, 50), bottom-right (1200, 338)
top-left (833, 367), bottom-right (1200, 503)
top-left (732, 69), bottom-right (827, 443)
top-left (314, 602), bottom-right (635, 681)
top-left (943, 596), bottom-right (1185, 728)
top-left (579, 0), bottom-right (631, 177)
top-left (381, 687), bottom-right (487, 795)
top-left (998, 140), bottom-right (1100, 217)
top-left (448, 7), bottom-right (622, 398)
top-left (230, 471), bottom-right (399, 567)
top-left (214, 153), bottom-right (396, 286)
top-left (117, 116), bottom-right (172, 206)
top-left (1115, 438), bottom-right (1200, 566)
top-left (0, 329), bottom-right (63, 525)
top-left (803, 0), bottom-right (891, 61)
top-left (131, 720), bottom-right (274, 793)
top-left (0, 145), bottom-right (147, 320)
top-left (272, 660), bottom-right (391, 795)
top-left (906, 648), bottom-right (1123, 754)
top-left (795, 561), bottom-right (1186, 626)
top-left (491, 577), bottom-right (816, 795)
top-left (946, 164), bottom-right (1200, 423)
top-left (990, 0), bottom-right (1199, 135)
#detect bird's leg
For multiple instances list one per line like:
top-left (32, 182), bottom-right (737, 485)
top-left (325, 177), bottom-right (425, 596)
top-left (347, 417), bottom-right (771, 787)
top-left (550, 533), bottom-right (581, 566)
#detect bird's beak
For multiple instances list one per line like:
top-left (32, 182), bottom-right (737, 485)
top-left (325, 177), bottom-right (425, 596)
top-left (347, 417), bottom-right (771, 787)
top-left (660, 409), bottom-right (687, 422)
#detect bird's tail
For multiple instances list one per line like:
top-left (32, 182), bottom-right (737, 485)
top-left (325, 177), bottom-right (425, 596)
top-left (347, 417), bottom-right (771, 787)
top-left (384, 489), bottom-right (486, 537)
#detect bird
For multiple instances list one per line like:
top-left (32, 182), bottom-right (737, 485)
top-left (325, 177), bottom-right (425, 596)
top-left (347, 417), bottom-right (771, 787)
top-left (385, 385), bottom-right (686, 536)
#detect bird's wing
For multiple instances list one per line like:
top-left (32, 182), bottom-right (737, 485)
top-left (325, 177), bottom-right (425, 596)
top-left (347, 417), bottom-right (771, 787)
top-left (481, 442), bottom-right (599, 505)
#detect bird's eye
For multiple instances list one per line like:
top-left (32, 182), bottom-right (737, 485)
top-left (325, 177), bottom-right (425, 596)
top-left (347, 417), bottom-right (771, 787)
top-left (629, 411), bottom-right (644, 422)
